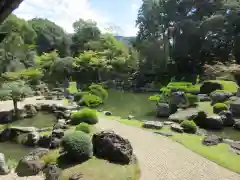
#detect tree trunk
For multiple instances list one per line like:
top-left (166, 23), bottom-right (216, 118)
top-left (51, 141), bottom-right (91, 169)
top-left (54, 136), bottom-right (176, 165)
top-left (13, 99), bottom-right (18, 117)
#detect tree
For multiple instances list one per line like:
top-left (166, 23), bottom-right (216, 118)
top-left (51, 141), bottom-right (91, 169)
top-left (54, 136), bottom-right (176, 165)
top-left (0, 81), bottom-right (33, 115)
top-left (29, 18), bottom-right (71, 57)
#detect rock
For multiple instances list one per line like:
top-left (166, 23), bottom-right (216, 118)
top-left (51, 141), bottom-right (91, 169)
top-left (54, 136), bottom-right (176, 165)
top-left (25, 131), bottom-right (40, 147)
top-left (104, 111), bottom-right (112, 116)
top-left (210, 91), bottom-right (232, 104)
top-left (15, 155), bottom-right (45, 177)
top-left (53, 121), bottom-right (65, 130)
top-left (54, 111), bottom-right (66, 119)
top-left (236, 88), bottom-right (240, 97)
top-left (0, 110), bottom-right (13, 123)
top-left (69, 172), bottom-right (83, 180)
top-left (200, 81), bottom-right (223, 94)
top-left (38, 136), bottom-right (51, 148)
top-left (163, 121), bottom-right (174, 125)
top-left (43, 164), bottom-right (61, 180)
top-left (28, 148), bottom-right (49, 158)
top-left (233, 121), bottom-right (240, 130)
top-left (40, 104), bottom-right (53, 112)
top-left (169, 108), bottom-right (200, 123)
top-left (154, 132), bottom-right (173, 137)
top-left (11, 126), bottom-right (38, 133)
top-left (223, 139), bottom-right (235, 145)
top-left (202, 135), bottom-right (223, 146)
top-left (219, 110), bottom-right (235, 126)
top-left (128, 115), bottom-right (134, 120)
top-left (92, 131), bottom-right (133, 164)
top-left (0, 128), bottom-right (17, 142)
top-left (52, 129), bottom-right (64, 139)
top-left (198, 94), bottom-right (211, 102)
top-left (196, 128), bottom-right (207, 136)
top-left (205, 115), bottom-right (224, 129)
top-left (156, 103), bottom-right (170, 117)
top-left (24, 104), bottom-right (38, 118)
top-left (171, 124), bottom-right (184, 133)
top-left (0, 153), bottom-right (10, 175)
top-left (230, 99), bottom-right (240, 116)
top-left (142, 121), bottom-right (163, 130)
top-left (231, 142), bottom-right (240, 151)
top-left (50, 138), bottom-right (61, 149)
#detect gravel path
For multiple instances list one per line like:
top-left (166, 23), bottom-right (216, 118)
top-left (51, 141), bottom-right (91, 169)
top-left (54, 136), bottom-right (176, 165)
top-left (0, 97), bottom-right (240, 180)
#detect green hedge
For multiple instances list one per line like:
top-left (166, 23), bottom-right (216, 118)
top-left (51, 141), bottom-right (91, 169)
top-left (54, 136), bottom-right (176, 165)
top-left (89, 84), bottom-right (108, 100)
top-left (79, 94), bottom-right (103, 108)
top-left (70, 108), bottom-right (98, 125)
top-left (75, 123), bottom-right (91, 134)
top-left (213, 103), bottom-right (228, 114)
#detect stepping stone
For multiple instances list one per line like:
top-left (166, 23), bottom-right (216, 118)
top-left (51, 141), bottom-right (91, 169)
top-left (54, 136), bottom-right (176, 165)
top-left (202, 135), bottom-right (223, 146)
top-left (163, 121), bottom-right (174, 125)
top-left (154, 132), bottom-right (173, 137)
top-left (171, 124), bottom-right (183, 133)
top-left (143, 121), bottom-right (163, 130)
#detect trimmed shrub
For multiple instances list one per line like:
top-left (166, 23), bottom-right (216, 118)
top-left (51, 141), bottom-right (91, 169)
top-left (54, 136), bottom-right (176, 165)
top-left (148, 94), bottom-right (161, 102)
top-left (185, 93), bottom-right (199, 107)
top-left (89, 84), bottom-right (108, 100)
top-left (70, 108), bottom-right (98, 125)
top-left (213, 103), bottom-right (228, 114)
top-left (74, 91), bottom-right (89, 102)
top-left (75, 123), bottom-right (91, 134)
top-left (180, 120), bottom-right (197, 133)
top-left (61, 131), bottom-right (93, 161)
top-left (79, 94), bottom-right (102, 108)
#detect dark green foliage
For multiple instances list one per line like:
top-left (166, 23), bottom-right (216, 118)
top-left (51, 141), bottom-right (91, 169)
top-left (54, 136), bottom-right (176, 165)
top-left (74, 91), bottom-right (89, 102)
top-left (88, 84), bottom-right (108, 100)
top-left (180, 120), bottom-right (197, 133)
top-left (200, 81), bottom-right (224, 94)
top-left (185, 93), bottom-right (199, 107)
top-left (61, 131), bottom-right (93, 161)
top-left (213, 103), bottom-right (228, 114)
top-left (79, 94), bottom-right (103, 108)
top-left (75, 123), bottom-right (91, 134)
top-left (70, 108), bottom-right (98, 125)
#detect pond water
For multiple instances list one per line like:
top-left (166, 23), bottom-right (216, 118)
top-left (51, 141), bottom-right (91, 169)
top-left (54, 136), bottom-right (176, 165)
top-left (101, 89), bottom-right (240, 141)
top-left (0, 112), bottom-right (56, 162)
top-left (11, 112), bottom-right (57, 128)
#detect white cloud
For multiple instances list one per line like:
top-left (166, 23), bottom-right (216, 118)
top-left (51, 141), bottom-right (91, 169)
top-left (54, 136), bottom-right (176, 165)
top-left (13, 0), bottom-right (110, 33)
top-left (13, 0), bottom-right (140, 36)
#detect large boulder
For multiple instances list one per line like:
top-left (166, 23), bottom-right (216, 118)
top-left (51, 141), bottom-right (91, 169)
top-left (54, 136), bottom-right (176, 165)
top-left (0, 153), bottom-right (10, 175)
top-left (233, 121), bottom-right (240, 130)
top-left (52, 129), bottom-right (64, 139)
top-left (205, 115), bottom-right (224, 130)
top-left (171, 124), bottom-right (184, 133)
top-left (24, 131), bottom-right (40, 147)
top-left (15, 155), bottom-right (45, 177)
top-left (230, 99), bottom-right (240, 117)
top-left (143, 121), bottom-right (163, 130)
top-left (43, 164), bottom-right (61, 180)
top-left (24, 104), bottom-right (38, 118)
top-left (202, 135), bottom-right (223, 146)
top-left (170, 91), bottom-right (187, 107)
top-left (198, 94), bottom-right (211, 102)
top-left (210, 91), bottom-right (232, 104)
top-left (168, 108), bottom-right (200, 123)
top-left (156, 103), bottom-right (170, 117)
top-left (38, 136), bottom-right (51, 148)
top-left (219, 110), bottom-right (235, 126)
top-left (49, 137), bottom-right (61, 149)
top-left (92, 131), bottom-right (133, 164)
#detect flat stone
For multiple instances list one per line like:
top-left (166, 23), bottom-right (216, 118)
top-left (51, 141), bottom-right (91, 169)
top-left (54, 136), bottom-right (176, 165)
top-left (163, 121), bottom-right (174, 125)
top-left (11, 126), bottom-right (38, 133)
top-left (169, 108), bottom-right (200, 123)
top-left (170, 124), bottom-right (184, 133)
top-left (202, 135), bottom-right (223, 146)
top-left (231, 142), bottom-right (240, 151)
top-left (142, 121), bottom-right (163, 130)
top-left (154, 132), bottom-right (173, 137)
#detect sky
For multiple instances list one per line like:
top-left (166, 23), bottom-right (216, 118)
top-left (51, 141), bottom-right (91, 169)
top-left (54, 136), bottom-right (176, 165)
top-left (13, 0), bottom-right (142, 36)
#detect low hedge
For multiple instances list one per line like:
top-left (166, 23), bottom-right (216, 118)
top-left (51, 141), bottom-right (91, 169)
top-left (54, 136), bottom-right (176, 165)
top-left (70, 108), bottom-right (98, 125)
top-left (79, 94), bottom-right (103, 108)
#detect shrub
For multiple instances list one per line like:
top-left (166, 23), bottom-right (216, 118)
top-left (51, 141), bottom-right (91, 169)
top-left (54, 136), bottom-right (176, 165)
top-left (185, 93), bottom-right (199, 107)
top-left (79, 94), bottom-right (102, 108)
top-left (61, 131), bottom-right (93, 161)
top-left (70, 108), bottom-right (98, 125)
top-left (213, 103), bottom-right (228, 114)
top-left (148, 94), bottom-right (161, 102)
top-left (41, 150), bottom-right (59, 164)
top-left (88, 84), bottom-right (108, 100)
top-left (75, 123), bottom-right (91, 134)
top-left (74, 91), bottom-right (89, 102)
top-left (180, 120), bottom-right (197, 133)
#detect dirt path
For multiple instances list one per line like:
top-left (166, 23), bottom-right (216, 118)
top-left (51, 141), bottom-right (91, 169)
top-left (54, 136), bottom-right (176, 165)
top-left (1, 97), bottom-right (240, 180)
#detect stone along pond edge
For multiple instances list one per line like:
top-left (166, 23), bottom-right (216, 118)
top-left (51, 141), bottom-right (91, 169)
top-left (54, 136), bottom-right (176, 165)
top-left (101, 113), bottom-right (240, 174)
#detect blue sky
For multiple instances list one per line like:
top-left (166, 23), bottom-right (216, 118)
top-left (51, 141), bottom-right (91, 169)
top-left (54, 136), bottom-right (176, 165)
top-left (13, 0), bottom-right (142, 36)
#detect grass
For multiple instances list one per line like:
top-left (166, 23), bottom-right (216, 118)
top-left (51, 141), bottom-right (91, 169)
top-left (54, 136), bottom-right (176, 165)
top-left (207, 80), bottom-right (239, 93)
top-left (101, 113), bottom-right (240, 173)
top-left (41, 150), bottom-right (140, 180)
top-left (197, 102), bottom-right (214, 114)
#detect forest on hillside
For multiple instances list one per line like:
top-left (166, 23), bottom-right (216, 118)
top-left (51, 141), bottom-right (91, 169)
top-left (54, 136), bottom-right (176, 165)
top-left (1, 0), bottom-right (240, 90)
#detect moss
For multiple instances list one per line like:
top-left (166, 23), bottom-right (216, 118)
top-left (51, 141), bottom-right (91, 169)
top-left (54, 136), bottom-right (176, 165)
top-left (213, 103), bottom-right (228, 114)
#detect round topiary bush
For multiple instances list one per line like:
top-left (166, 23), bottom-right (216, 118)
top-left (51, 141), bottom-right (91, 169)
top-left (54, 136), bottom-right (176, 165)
top-left (61, 131), bottom-right (93, 161)
top-left (213, 103), bottom-right (228, 114)
top-left (180, 120), bottom-right (197, 133)
top-left (89, 84), bottom-right (108, 100)
top-left (75, 123), bottom-right (91, 134)
top-left (79, 94), bottom-right (103, 108)
top-left (70, 108), bottom-right (98, 125)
